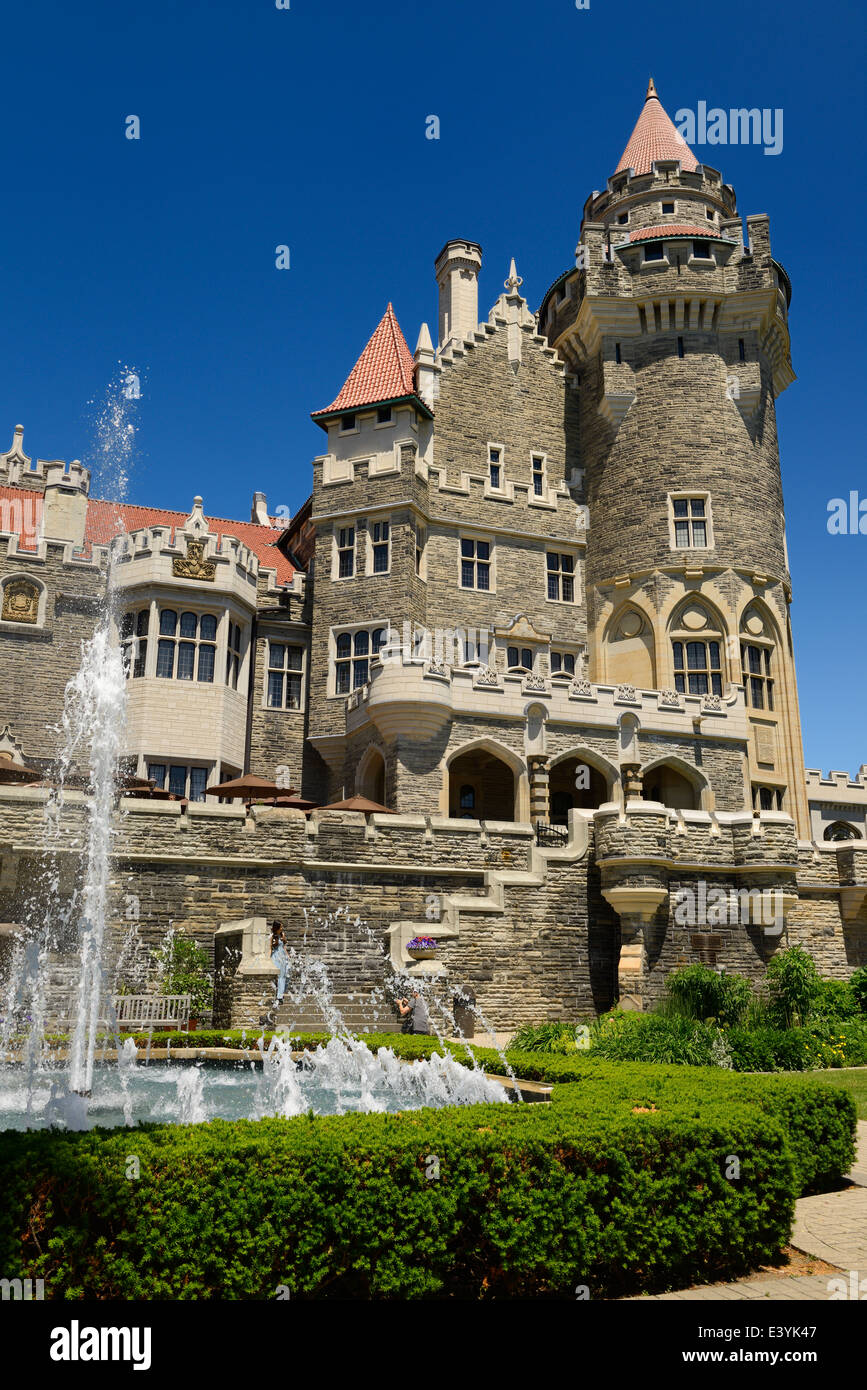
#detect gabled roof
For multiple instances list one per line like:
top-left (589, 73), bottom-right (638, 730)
top-left (312, 303), bottom-right (431, 425)
top-left (0, 485), bottom-right (296, 582)
top-left (616, 78), bottom-right (699, 176)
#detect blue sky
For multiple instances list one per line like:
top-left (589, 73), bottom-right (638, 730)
top-left (1, 0), bottom-right (864, 773)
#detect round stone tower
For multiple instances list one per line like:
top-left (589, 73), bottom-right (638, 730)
top-left (540, 79), bottom-right (808, 834)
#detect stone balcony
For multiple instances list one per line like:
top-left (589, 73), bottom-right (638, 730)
top-left (345, 650), bottom-right (751, 744)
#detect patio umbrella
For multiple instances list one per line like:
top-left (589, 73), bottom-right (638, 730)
top-left (0, 753), bottom-right (42, 785)
top-left (205, 774), bottom-right (284, 799)
top-left (265, 794), bottom-right (319, 810)
top-left (321, 794), bottom-right (394, 814)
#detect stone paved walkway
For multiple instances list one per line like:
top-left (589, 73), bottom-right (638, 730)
top-left (623, 1121), bottom-right (867, 1301)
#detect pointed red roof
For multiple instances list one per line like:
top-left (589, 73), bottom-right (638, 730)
top-left (312, 303), bottom-right (425, 422)
top-left (616, 78), bottom-right (699, 176)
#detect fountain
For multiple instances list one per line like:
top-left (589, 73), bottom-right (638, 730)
top-left (0, 374), bottom-right (515, 1133)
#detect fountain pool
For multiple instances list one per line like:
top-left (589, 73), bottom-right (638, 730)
top-left (0, 1036), bottom-right (511, 1131)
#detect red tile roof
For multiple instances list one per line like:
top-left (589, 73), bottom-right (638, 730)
top-left (0, 485), bottom-right (42, 552)
top-left (628, 223), bottom-right (724, 242)
top-left (0, 485), bottom-right (295, 582)
top-left (616, 78), bottom-right (699, 176)
top-left (312, 303), bottom-right (420, 420)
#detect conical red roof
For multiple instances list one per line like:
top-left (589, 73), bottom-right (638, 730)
top-left (615, 78), bottom-right (699, 175)
top-left (313, 304), bottom-right (419, 419)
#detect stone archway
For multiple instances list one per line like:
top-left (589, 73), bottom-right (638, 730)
top-left (548, 752), bottom-right (614, 821)
top-left (446, 742), bottom-right (523, 822)
top-left (643, 758), bottom-right (704, 811)
top-left (356, 746), bottom-right (386, 806)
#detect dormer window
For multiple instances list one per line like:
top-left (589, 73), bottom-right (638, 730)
top-left (661, 201), bottom-right (675, 214)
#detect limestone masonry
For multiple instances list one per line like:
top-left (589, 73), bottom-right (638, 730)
top-left (1, 82), bottom-right (864, 1025)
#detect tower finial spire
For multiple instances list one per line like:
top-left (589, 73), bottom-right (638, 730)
top-left (646, 76), bottom-right (658, 101)
top-left (504, 257), bottom-right (523, 295)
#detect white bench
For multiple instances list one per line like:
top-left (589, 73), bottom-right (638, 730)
top-left (111, 994), bottom-right (192, 1031)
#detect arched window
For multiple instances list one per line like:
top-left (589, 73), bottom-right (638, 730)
top-left (669, 602), bottom-right (727, 698)
top-left (740, 607), bottom-right (776, 710)
top-left (824, 821), bottom-right (862, 841)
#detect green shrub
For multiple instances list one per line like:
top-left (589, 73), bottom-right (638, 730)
top-left (590, 1011), bottom-right (719, 1065)
top-left (765, 946), bottom-right (820, 1028)
top-left (509, 1022), bottom-right (591, 1054)
top-left (810, 979), bottom-right (859, 1023)
top-left (663, 964), bottom-right (752, 1026)
top-left (151, 937), bottom-right (213, 1018)
top-left (846, 967), bottom-right (867, 1015)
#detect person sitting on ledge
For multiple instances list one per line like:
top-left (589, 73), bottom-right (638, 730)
top-left (397, 990), bottom-right (429, 1036)
top-left (270, 920), bottom-right (289, 1007)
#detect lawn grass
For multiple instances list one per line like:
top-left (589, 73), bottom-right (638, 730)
top-left (807, 1067), bottom-right (867, 1119)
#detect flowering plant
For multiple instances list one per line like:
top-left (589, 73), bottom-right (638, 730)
top-left (407, 936), bottom-right (437, 950)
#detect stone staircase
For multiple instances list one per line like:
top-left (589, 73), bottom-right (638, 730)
top-left (266, 994), bottom-right (401, 1035)
top-left (387, 821), bottom-right (591, 981)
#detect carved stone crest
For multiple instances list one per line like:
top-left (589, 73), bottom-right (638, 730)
top-left (658, 688), bottom-right (684, 709)
top-left (172, 538), bottom-right (216, 582)
top-left (1, 578), bottom-right (39, 624)
top-left (570, 678), bottom-right (593, 698)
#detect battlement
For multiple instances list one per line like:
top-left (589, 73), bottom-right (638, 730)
top-left (584, 162), bottom-right (737, 226)
top-left (806, 767), bottom-right (867, 793)
top-left (0, 425), bottom-right (91, 495)
top-left (346, 651), bottom-right (750, 744)
top-left (112, 515), bottom-right (261, 603)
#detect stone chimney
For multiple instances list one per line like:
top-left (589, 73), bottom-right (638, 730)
top-left (251, 491), bottom-right (270, 526)
top-left (434, 240), bottom-right (482, 350)
top-left (42, 460), bottom-right (90, 549)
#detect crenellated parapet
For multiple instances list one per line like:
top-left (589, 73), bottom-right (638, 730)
top-left (112, 501), bottom-right (261, 607)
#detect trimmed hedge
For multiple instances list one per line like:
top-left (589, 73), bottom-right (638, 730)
top-left (0, 1095), bottom-right (791, 1300)
top-left (0, 1063), bottom-right (853, 1300)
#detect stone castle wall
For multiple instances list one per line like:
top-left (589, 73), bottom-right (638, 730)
top-left (1, 786), bottom-right (863, 1029)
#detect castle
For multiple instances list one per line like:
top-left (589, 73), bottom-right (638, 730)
top-left (1, 82), bottom-right (864, 1028)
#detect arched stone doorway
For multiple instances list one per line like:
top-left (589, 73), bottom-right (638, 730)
top-left (357, 746), bottom-right (386, 806)
top-left (644, 760), bottom-right (700, 810)
top-left (448, 747), bottom-right (518, 821)
top-left (548, 755), bottom-right (612, 822)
